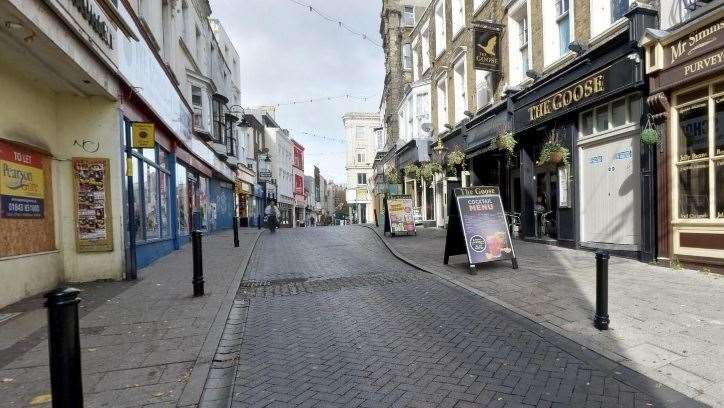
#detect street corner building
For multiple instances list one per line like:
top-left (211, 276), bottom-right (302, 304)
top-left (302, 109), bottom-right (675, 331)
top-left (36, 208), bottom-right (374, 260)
top-left (0, 0), bottom-right (243, 308)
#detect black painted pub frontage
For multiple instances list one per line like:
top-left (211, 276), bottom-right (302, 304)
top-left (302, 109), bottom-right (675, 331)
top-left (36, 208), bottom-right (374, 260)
top-left (465, 7), bottom-right (658, 261)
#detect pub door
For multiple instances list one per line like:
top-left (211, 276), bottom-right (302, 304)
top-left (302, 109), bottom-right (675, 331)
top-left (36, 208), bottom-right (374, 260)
top-left (534, 165), bottom-right (558, 239)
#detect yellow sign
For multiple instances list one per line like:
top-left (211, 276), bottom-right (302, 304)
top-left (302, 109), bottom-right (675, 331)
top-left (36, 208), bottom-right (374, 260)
top-left (1, 160), bottom-right (44, 199)
top-left (131, 122), bottom-right (155, 148)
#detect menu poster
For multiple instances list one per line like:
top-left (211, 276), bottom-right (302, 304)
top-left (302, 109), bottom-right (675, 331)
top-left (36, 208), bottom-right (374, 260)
top-left (73, 158), bottom-right (113, 252)
top-left (386, 195), bottom-right (416, 235)
top-left (445, 186), bottom-right (517, 269)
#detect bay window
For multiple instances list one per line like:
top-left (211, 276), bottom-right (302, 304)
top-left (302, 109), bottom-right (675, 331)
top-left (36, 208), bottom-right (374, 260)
top-left (674, 82), bottom-right (724, 220)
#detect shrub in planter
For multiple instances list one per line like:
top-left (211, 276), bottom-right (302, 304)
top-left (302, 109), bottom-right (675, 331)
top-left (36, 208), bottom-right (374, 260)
top-left (538, 140), bottom-right (570, 166)
top-left (420, 162), bottom-right (444, 183)
top-left (384, 167), bottom-right (400, 184)
top-left (641, 128), bottom-right (659, 145)
top-left (404, 164), bottom-right (421, 180)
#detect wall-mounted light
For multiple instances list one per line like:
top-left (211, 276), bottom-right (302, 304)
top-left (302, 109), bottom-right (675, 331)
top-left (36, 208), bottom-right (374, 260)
top-left (443, 124), bottom-right (453, 131)
top-left (463, 110), bottom-right (474, 119)
top-left (568, 40), bottom-right (587, 55)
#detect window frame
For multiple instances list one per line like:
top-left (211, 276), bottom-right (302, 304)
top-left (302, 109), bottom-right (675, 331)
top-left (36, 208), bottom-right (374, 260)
top-left (671, 80), bottom-right (724, 222)
top-left (434, 0), bottom-right (446, 57)
top-left (129, 143), bottom-right (172, 242)
top-left (453, 54), bottom-right (467, 124)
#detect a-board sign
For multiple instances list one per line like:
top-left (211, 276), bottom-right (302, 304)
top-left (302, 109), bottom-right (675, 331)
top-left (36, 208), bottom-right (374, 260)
top-left (385, 194), bottom-right (415, 236)
top-left (444, 186), bottom-right (517, 269)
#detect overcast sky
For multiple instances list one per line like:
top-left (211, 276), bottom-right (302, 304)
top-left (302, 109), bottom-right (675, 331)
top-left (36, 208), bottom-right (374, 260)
top-left (210, 0), bottom-right (384, 184)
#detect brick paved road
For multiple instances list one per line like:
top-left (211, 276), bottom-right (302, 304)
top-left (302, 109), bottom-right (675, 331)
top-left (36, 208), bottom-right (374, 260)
top-left (225, 227), bottom-right (701, 408)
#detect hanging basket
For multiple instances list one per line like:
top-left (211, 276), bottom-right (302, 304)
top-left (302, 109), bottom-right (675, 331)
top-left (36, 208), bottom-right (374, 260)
top-left (641, 116), bottom-right (660, 145)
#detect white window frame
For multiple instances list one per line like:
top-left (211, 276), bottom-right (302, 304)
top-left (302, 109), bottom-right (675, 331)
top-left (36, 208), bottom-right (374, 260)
top-left (507, 1), bottom-right (530, 86)
top-left (421, 21), bottom-right (431, 73)
top-left (475, 70), bottom-right (492, 111)
top-left (451, 0), bottom-right (465, 38)
top-left (403, 5), bottom-right (415, 27)
top-left (542, 0), bottom-right (575, 67)
top-left (436, 74), bottom-right (448, 130)
top-left (402, 43), bottom-right (413, 70)
top-left (590, 0), bottom-right (630, 38)
top-left (434, 0), bottom-right (446, 57)
top-left (453, 55), bottom-right (467, 124)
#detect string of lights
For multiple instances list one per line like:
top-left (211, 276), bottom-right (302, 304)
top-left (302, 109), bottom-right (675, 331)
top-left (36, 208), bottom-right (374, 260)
top-left (289, 129), bottom-right (346, 144)
top-left (284, 0), bottom-right (382, 48)
top-left (274, 93), bottom-right (374, 107)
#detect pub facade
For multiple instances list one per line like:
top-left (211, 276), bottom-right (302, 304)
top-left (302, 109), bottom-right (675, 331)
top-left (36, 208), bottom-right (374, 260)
top-left (642, 5), bottom-right (724, 269)
top-left (510, 6), bottom-right (658, 261)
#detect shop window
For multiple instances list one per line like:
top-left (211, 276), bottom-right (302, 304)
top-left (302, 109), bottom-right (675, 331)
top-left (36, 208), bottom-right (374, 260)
top-left (611, 98), bottom-right (627, 127)
top-left (580, 111), bottom-right (594, 136)
top-left (629, 95), bottom-right (642, 125)
top-left (677, 103), bottom-right (708, 161)
top-left (595, 106), bottom-right (609, 132)
top-left (674, 83), bottom-right (724, 220)
top-left (131, 145), bottom-right (171, 241)
top-left (176, 163), bottom-right (189, 235)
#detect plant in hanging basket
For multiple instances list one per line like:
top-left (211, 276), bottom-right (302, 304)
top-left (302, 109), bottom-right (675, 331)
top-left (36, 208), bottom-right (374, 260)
top-left (640, 128), bottom-right (659, 145)
top-left (495, 131), bottom-right (517, 155)
top-left (447, 149), bottom-right (465, 167)
top-left (538, 138), bottom-right (569, 166)
top-left (404, 163), bottom-right (421, 180)
top-left (420, 162), bottom-right (444, 183)
top-left (384, 167), bottom-right (400, 184)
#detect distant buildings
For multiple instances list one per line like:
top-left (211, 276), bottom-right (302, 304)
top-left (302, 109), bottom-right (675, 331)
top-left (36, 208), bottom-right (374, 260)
top-left (343, 113), bottom-right (382, 224)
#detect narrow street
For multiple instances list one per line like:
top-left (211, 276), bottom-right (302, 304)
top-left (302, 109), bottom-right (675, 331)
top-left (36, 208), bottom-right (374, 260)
top-left (210, 227), bottom-right (698, 408)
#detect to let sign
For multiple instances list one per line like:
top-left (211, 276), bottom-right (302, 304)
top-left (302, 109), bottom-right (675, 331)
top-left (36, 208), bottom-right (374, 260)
top-left (0, 141), bottom-right (45, 218)
top-left (472, 22), bottom-right (502, 71)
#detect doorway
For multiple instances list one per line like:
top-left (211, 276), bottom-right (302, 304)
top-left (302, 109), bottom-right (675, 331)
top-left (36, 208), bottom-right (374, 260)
top-left (534, 165), bottom-right (558, 240)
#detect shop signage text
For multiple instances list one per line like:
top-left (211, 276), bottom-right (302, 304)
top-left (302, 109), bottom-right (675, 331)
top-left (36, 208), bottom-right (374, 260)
top-left (0, 142), bottom-right (45, 219)
top-left (69, 0), bottom-right (113, 48)
top-left (667, 18), bottom-right (723, 66)
top-left (528, 74), bottom-right (606, 123)
top-left (472, 23), bottom-right (502, 72)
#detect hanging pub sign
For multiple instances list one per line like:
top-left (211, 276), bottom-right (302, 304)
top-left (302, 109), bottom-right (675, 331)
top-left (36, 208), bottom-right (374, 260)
top-left (472, 22), bottom-right (502, 71)
top-left (444, 186), bottom-right (517, 270)
top-left (131, 122), bottom-right (155, 149)
top-left (384, 195), bottom-right (415, 236)
top-left (0, 141), bottom-right (45, 219)
top-left (73, 158), bottom-right (113, 252)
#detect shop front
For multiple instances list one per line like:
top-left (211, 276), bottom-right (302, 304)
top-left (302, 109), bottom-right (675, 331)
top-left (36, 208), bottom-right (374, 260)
top-left (642, 9), bottom-right (724, 268)
top-left (0, 0), bottom-right (128, 307)
top-left (396, 139), bottom-right (432, 225)
top-left (466, 102), bottom-right (514, 212)
top-left (511, 8), bottom-right (656, 260)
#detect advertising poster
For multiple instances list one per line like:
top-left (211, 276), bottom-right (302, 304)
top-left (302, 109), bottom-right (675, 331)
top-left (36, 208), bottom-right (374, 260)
top-left (387, 195), bottom-right (415, 234)
top-left (131, 122), bottom-right (155, 149)
top-left (455, 186), bottom-right (515, 265)
top-left (0, 141), bottom-right (45, 219)
top-left (73, 158), bottom-right (113, 252)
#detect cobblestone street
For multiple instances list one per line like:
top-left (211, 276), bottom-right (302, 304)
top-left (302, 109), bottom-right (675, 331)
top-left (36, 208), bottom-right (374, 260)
top-left (216, 227), bottom-right (701, 408)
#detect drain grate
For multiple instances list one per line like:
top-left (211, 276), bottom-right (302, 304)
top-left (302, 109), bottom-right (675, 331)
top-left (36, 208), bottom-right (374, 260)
top-left (238, 272), bottom-right (418, 298)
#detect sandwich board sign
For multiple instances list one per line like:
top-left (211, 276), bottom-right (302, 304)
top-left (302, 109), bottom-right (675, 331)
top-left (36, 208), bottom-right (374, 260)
top-left (383, 195), bottom-right (415, 236)
top-left (443, 186), bottom-right (517, 270)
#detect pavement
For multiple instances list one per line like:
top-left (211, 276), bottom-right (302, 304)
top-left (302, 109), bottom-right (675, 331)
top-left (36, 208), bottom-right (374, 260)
top-left (0, 228), bottom-right (261, 407)
top-left (211, 226), bottom-right (702, 408)
top-left (365, 224), bottom-right (724, 407)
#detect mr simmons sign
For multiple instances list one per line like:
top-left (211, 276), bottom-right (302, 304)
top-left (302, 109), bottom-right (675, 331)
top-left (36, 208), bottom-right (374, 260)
top-left (472, 23), bottom-right (502, 71)
top-left (667, 18), bottom-right (723, 66)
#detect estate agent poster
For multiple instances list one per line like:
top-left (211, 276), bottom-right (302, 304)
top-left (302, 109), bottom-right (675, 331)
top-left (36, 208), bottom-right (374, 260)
top-left (386, 195), bottom-right (415, 234)
top-left (0, 141), bottom-right (45, 218)
top-left (73, 158), bottom-right (113, 252)
top-left (455, 186), bottom-right (516, 266)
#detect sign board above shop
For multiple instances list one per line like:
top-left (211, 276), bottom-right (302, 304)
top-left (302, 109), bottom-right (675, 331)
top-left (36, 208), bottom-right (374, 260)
top-left (472, 22), bottom-right (502, 72)
top-left (648, 15), bottom-right (724, 92)
top-left (514, 57), bottom-right (639, 132)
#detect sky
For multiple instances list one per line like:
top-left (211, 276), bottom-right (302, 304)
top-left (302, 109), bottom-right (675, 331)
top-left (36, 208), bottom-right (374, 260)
top-left (210, 0), bottom-right (385, 184)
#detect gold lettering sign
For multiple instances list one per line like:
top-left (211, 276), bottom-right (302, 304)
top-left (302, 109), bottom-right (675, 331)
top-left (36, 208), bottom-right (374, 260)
top-left (669, 19), bottom-right (724, 65)
top-left (528, 74), bottom-right (606, 123)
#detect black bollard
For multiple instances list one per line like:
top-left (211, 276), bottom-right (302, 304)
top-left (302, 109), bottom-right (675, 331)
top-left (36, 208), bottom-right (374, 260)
top-left (233, 216), bottom-right (240, 248)
top-left (44, 287), bottom-right (83, 408)
top-left (594, 250), bottom-right (610, 330)
top-left (192, 230), bottom-right (205, 297)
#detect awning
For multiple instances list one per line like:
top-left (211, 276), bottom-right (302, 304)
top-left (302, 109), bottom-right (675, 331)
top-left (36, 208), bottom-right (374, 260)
top-left (395, 139), bottom-right (432, 168)
top-left (466, 101), bottom-right (511, 154)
